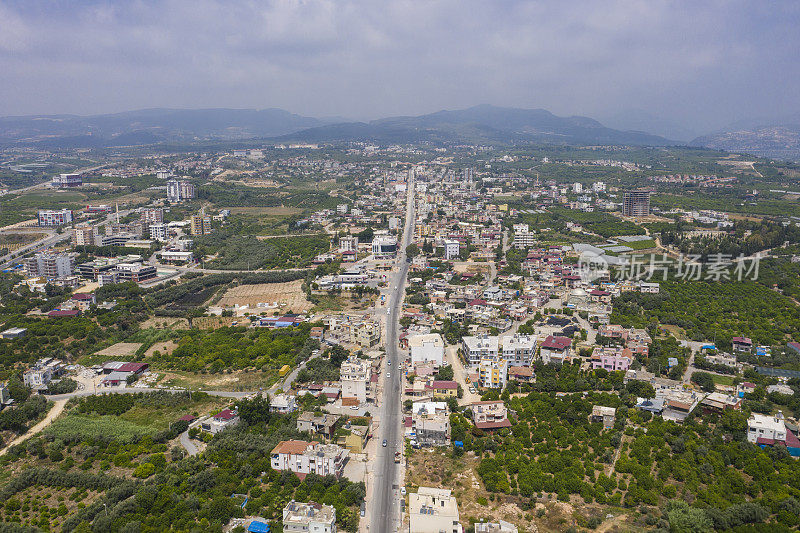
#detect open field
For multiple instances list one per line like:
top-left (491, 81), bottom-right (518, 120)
top-left (139, 317), bottom-right (191, 329)
top-left (191, 316), bottom-right (238, 329)
top-left (93, 342), bottom-right (142, 358)
top-left (217, 279), bottom-right (312, 312)
top-left (158, 369), bottom-right (278, 391)
top-left (226, 206), bottom-right (304, 216)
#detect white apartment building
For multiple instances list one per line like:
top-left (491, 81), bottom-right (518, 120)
top-left (339, 236), bottom-right (358, 253)
top-left (270, 440), bottom-right (349, 478)
top-left (462, 336), bottom-right (499, 367)
top-left (149, 223), bottom-right (169, 241)
top-left (444, 239), bottom-right (460, 260)
top-left (38, 209), bottom-right (73, 226)
top-left (336, 203), bottom-right (348, 214)
top-left (478, 358), bottom-right (507, 389)
top-left (25, 252), bottom-right (75, 279)
top-left (409, 334), bottom-right (445, 367)
top-left (283, 501), bottom-right (336, 533)
top-left (512, 223), bottom-right (529, 234)
top-left (340, 356), bottom-right (371, 404)
top-left (389, 216), bottom-right (401, 230)
top-left (747, 413), bottom-right (787, 444)
top-left (166, 179), bottom-right (195, 203)
top-left (499, 334), bottom-right (538, 367)
top-left (513, 231), bottom-right (537, 250)
top-left (409, 487), bottom-right (463, 533)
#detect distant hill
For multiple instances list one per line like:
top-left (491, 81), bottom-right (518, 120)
top-left (691, 113), bottom-right (800, 160)
top-left (0, 108), bottom-right (324, 147)
top-left (600, 109), bottom-right (699, 143)
top-left (0, 104), bottom-right (677, 148)
top-left (281, 105), bottom-right (675, 146)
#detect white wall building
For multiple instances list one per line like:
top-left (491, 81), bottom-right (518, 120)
top-left (283, 501), bottom-right (336, 533)
top-left (444, 239), bottom-right (460, 260)
top-left (747, 413), bottom-right (787, 444)
top-left (409, 487), bottom-right (463, 533)
top-left (499, 334), bottom-right (538, 367)
top-left (462, 336), bottom-right (499, 367)
top-left (340, 356), bottom-right (370, 404)
top-left (271, 440), bottom-right (349, 478)
top-left (409, 334), bottom-right (445, 367)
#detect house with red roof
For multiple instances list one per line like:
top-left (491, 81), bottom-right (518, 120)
top-left (540, 335), bottom-right (572, 365)
top-left (201, 408), bottom-right (240, 434)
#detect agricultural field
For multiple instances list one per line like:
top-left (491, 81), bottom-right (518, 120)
top-left (216, 280), bottom-right (312, 313)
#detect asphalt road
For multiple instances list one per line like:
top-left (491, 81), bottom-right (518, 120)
top-left (370, 178), bottom-right (414, 533)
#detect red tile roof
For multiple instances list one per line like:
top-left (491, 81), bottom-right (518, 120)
top-left (541, 335), bottom-right (571, 350)
top-left (271, 440), bottom-right (312, 455)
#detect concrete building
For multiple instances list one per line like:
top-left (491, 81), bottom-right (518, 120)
top-left (475, 521), bottom-right (518, 533)
top-left (469, 400), bottom-right (510, 430)
top-left (283, 501), bottom-right (336, 533)
top-left (141, 208), bottom-right (164, 224)
top-left (190, 214), bottom-right (212, 236)
top-left (444, 239), bottom-right (460, 260)
top-left (409, 334), bottom-right (445, 367)
top-left (270, 394), bottom-right (298, 414)
top-left (149, 223), bottom-right (169, 241)
top-left (478, 358), bottom-right (507, 389)
top-left (200, 409), bottom-right (240, 434)
top-left (591, 405), bottom-right (616, 428)
top-left (622, 190), bottom-right (651, 217)
top-left (462, 336), bottom-right (499, 367)
top-left (409, 487), bottom-right (463, 533)
top-left (339, 236), bottom-right (358, 253)
top-left (166, 179), bottom-right (195, 202)
top-left (747, 413), bottom-right (787, 444)
top-left (371, 236), bottom-right (398, 258)
top-left (114, 262), bottom-right (157, 283)
top-left (25, 252), bottom-right (75, 279)
top-left (270, 440), bottom-right (349, 478)
top-left (37, 209), bottom-right (73, 226)
top-left (540, 335), bottom-right (572, 364)
top-left (340, 356), bottom-right (371, 404)
top-left (499, 334), bottom-right (537, 367)
top-left (72, 224), bottom-right (95, 246)
top-left (52, 173), bottom-right (82, 188)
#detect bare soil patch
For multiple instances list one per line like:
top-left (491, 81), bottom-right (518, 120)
top-left (217, 279), bottom-right (311, 312)
top-left (94, 342), bottom-right (142, 358)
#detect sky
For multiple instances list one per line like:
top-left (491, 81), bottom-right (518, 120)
top-left (1, 0), bottom-right (799, 137)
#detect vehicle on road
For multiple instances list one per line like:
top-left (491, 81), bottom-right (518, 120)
top-left (382, 439), bottom-right (388, 447)
top-left (400, 486), bottom-right (406, 495)
top-left (394, 451), bottom-right (401, 463)
top-left (387, 360), bottom-right (391, 366)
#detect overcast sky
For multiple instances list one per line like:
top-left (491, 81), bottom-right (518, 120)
top-left (1, 0), bottom-right (798, 135)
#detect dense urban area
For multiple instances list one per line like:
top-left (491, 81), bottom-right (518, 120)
top-left (1, 138), bottom-right (800, 533)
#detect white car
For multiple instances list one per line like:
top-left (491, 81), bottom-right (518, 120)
top-left (386, 373), bottom-right (391, 378)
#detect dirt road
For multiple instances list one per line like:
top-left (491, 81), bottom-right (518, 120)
top-left (0, 399), bottom-right (67, 456)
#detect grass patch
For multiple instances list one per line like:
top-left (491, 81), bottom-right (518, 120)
top-left (711, 374), bottom-right (735, 386)
top-left (47, 413), bottom-right (159, 442)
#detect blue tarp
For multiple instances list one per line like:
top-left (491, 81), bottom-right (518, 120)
top-left (701, 344), bottom-right (716, 350)
top-left (248, 521), bottom-right (270, 533)
top-left (454, 441), bottom-right (463, 448)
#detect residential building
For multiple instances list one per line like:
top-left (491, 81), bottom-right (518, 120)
top-left (38, 209), bottom-right (73, 226)
top-left (409, 487), bottom-right (463, 533)
top-left (591, 405), bottom-right (616, 428)
top-left (340, 356), bottom-right (370, 404)
top-left (339, 236), bottom-right (358, 253)
top-left (200, 409), bottom-right (240, 434)
top-left (478, 358), bottom-right (507, 389)
top-left (24, 252), bottom-right (75, 279)
top-left (52, 173), bottom-right (82, 187)
top-left (590, 347), bottom-right (634, 372)
top-left (270, 440), bottom-right (349, 478)
top-left (166, 179), bottom-right (195, 202)
top-left (622, 190), bottom-right (651, 217)
top-left (72, 224), bottom-right (95, 246)
top-left (296, 412), bottom-right (340, 438)
top-left (270, 394), bottom-right (298, 414)
top-left (469, 400), bottom-right (511, 430)
top-left (539, 335), bottom-right (572, 364)
top-left (444, 239), bottom-right (460, 260)
top-left (149, 223), bottom-right (169, 241)
top-left (190, 214), bottom-right (212, 236)
top-left (114, 262), bottom-right (157, 283)
top-left (747, 413), bottom-right (787, 444)
top-left (462, 335), bottom-right (499, 367)
top-left (140, 208), bottom-right (164, 224)
top-left (701, 392), bottom-right (742, 413)
top-left (412, 409), bottom-right (450, 446)
top-left (500, 334), bottom-right (537, 366)
top-left (732, 336), bottom-right (753, 353)
top-left (409, 334), bottom-right (445, 367)
top-left (426, 380), bottom-right (459, 399)
top-left (353, 320), bottom-right (381, 348)
top-left (0, 327), bottom-right (27, 339)
top-left (283, 501), bottom-right (336, 533)
top-left (157, 250), bottom-right (193, 263)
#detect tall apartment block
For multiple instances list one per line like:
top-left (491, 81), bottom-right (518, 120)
top-left (622, 190), bottom-right (651, 217)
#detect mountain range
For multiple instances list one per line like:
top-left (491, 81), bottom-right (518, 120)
top-left (0, 105), bottom-right (674, 148)
top-left (1, 105), bottom-right (799, 160)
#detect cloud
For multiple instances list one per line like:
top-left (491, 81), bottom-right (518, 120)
top-left (0, 0), bottom-right (798, 131)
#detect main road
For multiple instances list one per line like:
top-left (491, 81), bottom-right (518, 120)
top-left (370, 176), bottom-right (414, 532)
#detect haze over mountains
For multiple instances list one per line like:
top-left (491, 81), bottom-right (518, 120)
top-left (1, 105), bottom-right (799, 160)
